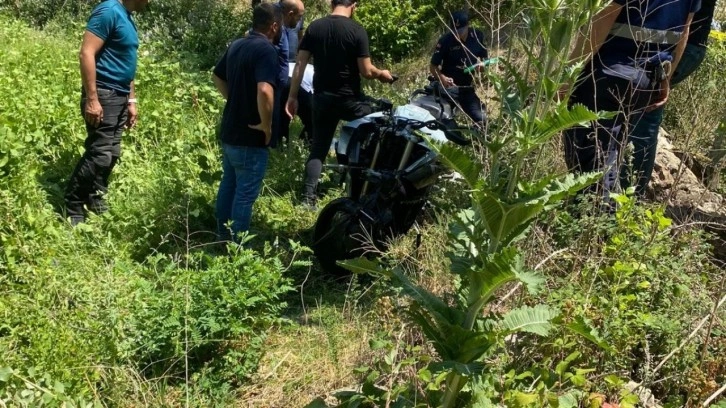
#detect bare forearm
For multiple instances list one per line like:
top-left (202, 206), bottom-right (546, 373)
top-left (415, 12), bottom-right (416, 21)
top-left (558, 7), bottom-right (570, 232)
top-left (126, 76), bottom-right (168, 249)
top-left (362, 65), bottom-right (382, 80)
top-left (430, 64), bottom-right (443, 78)
top-left (257, 86), bottom-right (274, 129)
top-left (212, 74), bottom-right (228, 100)
top-left (670, 18), bottom-right (692, 80)
top-left (289, 60), bottom-right (306, 100)
top-left (129, 81), bottom-right (136, 99)
top-left (568, 3), bottom-right (622, 65)
top-left (80, 51), bottom-right (98, 99)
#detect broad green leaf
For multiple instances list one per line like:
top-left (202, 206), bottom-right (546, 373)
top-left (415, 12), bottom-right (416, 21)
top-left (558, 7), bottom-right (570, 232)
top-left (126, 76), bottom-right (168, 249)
top-left (0, 367), bottom-right (12, 382)
top-left (558, 390), bottom-right (584, 408)
top-left (500, 305), bottom-right (559, 336)
top-left (566, 317), bottom-right (612, 351)
top-left (515, 270), bottom-right (545, 295)
top-left (475, 248), bottom-right (521, 306)
top-left (512, 391), bottom-right (540, 407)
top-left (435, 143), bottom-right (483, 190)
top-left (527, 103), bottom-right (601, 150)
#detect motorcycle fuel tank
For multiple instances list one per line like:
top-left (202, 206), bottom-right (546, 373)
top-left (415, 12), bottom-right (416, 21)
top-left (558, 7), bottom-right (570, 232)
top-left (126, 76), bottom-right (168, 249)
top-left (336, 104), bottom-right (448, 157)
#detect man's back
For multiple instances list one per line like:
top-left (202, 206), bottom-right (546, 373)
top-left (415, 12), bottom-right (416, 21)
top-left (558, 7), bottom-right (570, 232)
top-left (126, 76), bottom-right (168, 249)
top-left (214, 33), bottom-right (279, 147)
top-left (597, 0), bottom-right (701, 66)
top-left (300, 15), bottom-right (369, 97)
top-left (688, 0), bottom-right (717, 47)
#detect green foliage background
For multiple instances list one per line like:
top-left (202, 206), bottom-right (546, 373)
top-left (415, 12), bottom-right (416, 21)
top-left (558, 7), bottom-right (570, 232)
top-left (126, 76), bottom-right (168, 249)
top-left (0, 0), bottom-right (724, 406)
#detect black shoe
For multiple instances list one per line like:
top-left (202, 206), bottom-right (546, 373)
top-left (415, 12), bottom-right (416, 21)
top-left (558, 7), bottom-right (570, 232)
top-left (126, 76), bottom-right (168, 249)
top-left (300, 196), bottom-right (318, 212)
top-left (69, 215), bottom-right (85, 226)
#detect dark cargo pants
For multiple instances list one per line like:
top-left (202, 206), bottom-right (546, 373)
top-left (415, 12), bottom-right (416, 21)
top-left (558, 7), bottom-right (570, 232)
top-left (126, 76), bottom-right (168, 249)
top-left (65, 88), bottom-right (128, 217)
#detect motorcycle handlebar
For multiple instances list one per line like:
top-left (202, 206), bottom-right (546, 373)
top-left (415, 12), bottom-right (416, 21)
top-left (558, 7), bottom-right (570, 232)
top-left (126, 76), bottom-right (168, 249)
top-left (388, 118), bottom-right (472, 146)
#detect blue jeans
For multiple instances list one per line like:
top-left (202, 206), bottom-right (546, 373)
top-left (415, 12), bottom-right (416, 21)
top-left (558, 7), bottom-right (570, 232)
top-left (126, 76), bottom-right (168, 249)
top-left (215, 144), bottom-right (269, 241)
top-left (628, 43), bottom-right (708, 196)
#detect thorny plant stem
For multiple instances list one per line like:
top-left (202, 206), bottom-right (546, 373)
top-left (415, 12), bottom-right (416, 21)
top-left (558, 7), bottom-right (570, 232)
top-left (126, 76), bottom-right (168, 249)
top-left (701, 269), bottom-right (726, 361)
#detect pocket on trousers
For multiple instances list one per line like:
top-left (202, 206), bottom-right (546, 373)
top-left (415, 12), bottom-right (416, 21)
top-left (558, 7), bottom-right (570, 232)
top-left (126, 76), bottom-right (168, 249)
top-left (599, 64), bottom-right (652, 91)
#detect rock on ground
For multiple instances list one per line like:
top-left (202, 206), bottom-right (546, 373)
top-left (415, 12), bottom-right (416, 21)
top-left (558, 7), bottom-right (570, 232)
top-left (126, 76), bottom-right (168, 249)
top-left (647, 132), bottom-right (726, 259)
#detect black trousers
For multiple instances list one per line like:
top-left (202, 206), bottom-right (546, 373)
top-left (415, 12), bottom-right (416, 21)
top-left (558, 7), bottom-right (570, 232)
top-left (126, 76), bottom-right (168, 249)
top-left (456, 87), bottom-right (486, 126)
top-left (65, 88), bottom-right (128, 217)
top-left (563, 66), bottom-right (657, 196)
top-left (297, 88), bottom-right (314, 143)
top-left (303, 92), bottom-right (372, 200)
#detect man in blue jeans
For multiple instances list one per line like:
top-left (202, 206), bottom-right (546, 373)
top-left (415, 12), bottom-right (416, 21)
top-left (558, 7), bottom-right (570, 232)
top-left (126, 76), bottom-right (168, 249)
top-left (65, 0), bottom-right (150, 226)
top-left (627, 0), bottom-right (717, 196)
top-left (212, 4), bottom-right (282, 242)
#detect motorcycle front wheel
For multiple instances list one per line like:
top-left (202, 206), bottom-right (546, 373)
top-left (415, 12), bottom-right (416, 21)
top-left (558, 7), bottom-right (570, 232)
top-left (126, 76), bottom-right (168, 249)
top-left (312, 197), bottom-right (370, 275)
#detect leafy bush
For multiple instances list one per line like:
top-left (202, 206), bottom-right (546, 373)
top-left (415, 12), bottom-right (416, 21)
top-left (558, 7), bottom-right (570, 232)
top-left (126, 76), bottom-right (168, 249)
top-left (355, 0), bottom-right (436, 62)
top-left (2, 0), bottom-right (94, 27)
top-left (0, 15), bottom-right (300, 405)
top-left (117, 249), bottom-right (293, 384)
top-left (2, 0), bottom-right (250, 69)
top-left (543, 193), bottom-right (723, 406)
top-left (138, 0), bottom-right (252, 68)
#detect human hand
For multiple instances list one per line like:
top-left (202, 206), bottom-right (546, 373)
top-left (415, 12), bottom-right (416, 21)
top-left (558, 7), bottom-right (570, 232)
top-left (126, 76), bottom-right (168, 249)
top-left (84, 98), bottom-right (103, 127)
top-left (646, 79), bottom-right (670, 112)
top-left (441, 75), bottom-right (455, 88)
top-left (285, 98), bottom-right (298, 119)
top-left (249, 122), bottom-right (272, 144)
top-left (125, 102), bottom-right (138, 129)
top-left (378, 70), bottom-right (395, 83)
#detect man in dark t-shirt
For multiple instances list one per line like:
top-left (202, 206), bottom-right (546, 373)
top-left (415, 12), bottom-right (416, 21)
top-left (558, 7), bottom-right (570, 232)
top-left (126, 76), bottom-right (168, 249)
top-left (628, 0), bottom-right (717, 196)
top-left (212, 4), bottom-right (282, 242)
top-left (430, 11), bottom-right (488, 127)
top-left (285, 0), bottom-right (394, 208)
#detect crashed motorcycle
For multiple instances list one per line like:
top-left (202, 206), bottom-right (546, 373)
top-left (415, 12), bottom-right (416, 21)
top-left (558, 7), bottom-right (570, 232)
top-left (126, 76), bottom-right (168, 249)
top-left (311, 81), bottom-right (472, 273)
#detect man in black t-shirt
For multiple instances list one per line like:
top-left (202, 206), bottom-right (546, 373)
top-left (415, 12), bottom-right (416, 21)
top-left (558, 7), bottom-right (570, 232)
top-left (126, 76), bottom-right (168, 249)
top-left (285, 0), bottom-right (394, 208)
top-left (212, 4), bottom-right (282, 242)
top-left (430, 11), bottom-right (488, 127)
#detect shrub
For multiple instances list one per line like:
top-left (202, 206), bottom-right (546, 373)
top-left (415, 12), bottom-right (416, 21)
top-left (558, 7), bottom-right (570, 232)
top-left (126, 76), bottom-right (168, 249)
top-left (2, 0), bottom-right (95, 27)
top-left (542, 193), bottom-right (723, 406)
top-left (138, 0), bottom-right (252, 69)
top-left (0, 15), bottom-right (298, 405)
top-left (355, 0), bottom-right (436, 62)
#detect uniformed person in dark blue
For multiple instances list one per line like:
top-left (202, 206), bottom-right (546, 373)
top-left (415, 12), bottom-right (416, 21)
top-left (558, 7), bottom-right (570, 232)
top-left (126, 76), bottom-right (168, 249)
top-left (430, 11), bottom-right (488, 127)
top-left (561, 0), bottom-right (699, 199)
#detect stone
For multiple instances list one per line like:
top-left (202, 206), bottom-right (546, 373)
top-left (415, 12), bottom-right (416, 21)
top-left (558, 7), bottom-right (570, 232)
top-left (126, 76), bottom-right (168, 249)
top-left (647, 131), bottom-right (726, 258)
top-left (625, 381), bottom-right (662, 408)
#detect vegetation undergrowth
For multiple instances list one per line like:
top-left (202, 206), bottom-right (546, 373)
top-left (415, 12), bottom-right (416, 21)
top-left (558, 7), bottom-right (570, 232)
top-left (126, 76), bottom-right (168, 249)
top-left (1, 1), bottom-right (725, 407)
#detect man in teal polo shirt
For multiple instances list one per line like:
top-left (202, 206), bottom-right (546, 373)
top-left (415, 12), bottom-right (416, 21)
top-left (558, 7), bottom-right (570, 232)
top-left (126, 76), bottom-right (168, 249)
top-left (65, 0), bottom-right (149, 226)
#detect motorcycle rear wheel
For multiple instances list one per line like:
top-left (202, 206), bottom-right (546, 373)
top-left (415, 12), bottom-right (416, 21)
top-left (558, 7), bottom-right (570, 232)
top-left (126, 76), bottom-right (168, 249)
top-left (312, 197), bottom-right (370, 275)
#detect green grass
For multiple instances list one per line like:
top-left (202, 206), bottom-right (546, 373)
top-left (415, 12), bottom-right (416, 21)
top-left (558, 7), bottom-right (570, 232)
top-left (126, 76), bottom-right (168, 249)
top-left (1, 12), bottom-right (725, 408)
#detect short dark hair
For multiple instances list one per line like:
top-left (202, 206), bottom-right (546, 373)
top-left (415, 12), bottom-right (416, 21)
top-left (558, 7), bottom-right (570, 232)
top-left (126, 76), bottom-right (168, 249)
top-left (252, 3), bottom-right (283, 32)
top-left (331, 0), bottom-right (357, 7)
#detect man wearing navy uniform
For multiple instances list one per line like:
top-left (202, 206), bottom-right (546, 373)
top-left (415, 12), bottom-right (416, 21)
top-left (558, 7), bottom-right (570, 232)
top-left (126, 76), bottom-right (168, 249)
top-left (627, 0), bottom-right (717, 196)
top-left (430, 10), bottom-right (488, 128)
top-left (65, 0), bottom-right (150, 226)
top-left (561, 0), bottom-right (700, 198)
